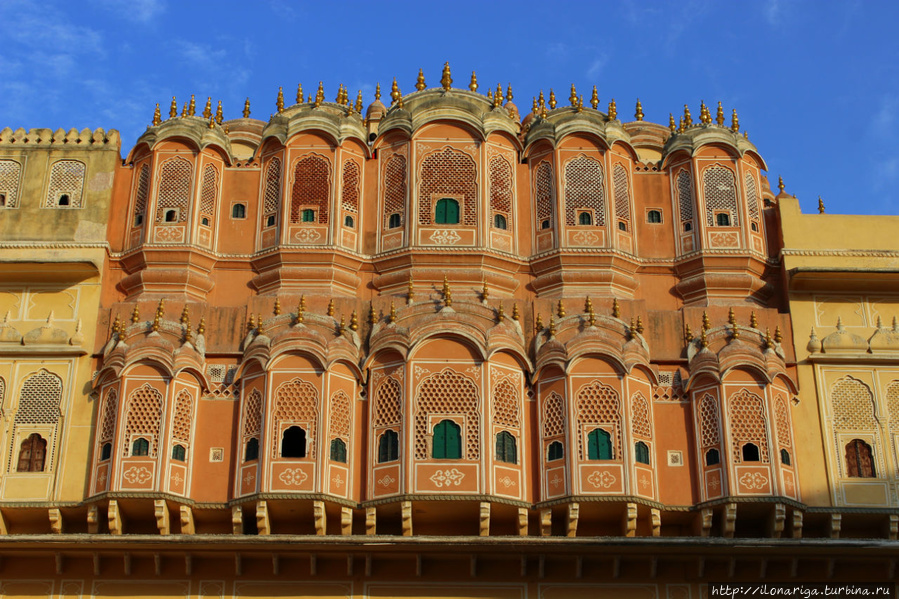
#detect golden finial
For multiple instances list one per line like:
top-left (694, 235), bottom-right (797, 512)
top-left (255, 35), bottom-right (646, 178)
top-left (242, 97), bottom-right (251, 118)
top-left (549, 89), bottom-right (557, 109)
top-left (441, 62), bottom-right (452, 90)
top-left (258, 312), bottom-right (265, 331)
top-left (607, 98), bottom-right (617, 120)
top-left (482, 281), bottom-right (489, 302)
top-left (506, 83), bottom-right (513, 102)
top-left (445, 284), bottom-right (453, 308)
top-left (774, 326), bottom-right (783, 344)
top-left (612, 298), bottom-right (620, 318)
top-left (765, 328), bottom-right (773, 349)
top-left (296, 83), bottom-right (304, 104)
top-left (215, 100), bottom-right (223, 124)
top-left (273, 298), bottom-right (281, 316)
top-left (188, 94), bottom-right (196, 116)
top-left (350, 310), bottom-right (359, 331)
top-left (368, 304), bottom-right (377, 325)
top-left (532, 96), bottom-right (538, 114)
top-left (818, 196), bottom-right (825, 214)
top-left (684, 323), bottom-right (693, 345)
top-left (336, 83), bottom-right (346, 105)
top-left (728, 307), bottom-right (736, 326)
top-left (731, 108), bottom-right (739, 132)
top-left (732, 322), bottom-right (740, 340)
top-left (700, 327), bottom-right (709, 348)
top-left (591, 85), bottom-right (599, 109)
top-left (584, 296), bottom-right (593, 313)
top-left (548, 317), bottom-right (556, 337)
top-left (203, 97), bottom-right (212, 119)
top-left (744, 130), bottom-right (748, 140)
top-left (535, 313), bottom-right (544, 331)
top-left (224, 124), bottom-right (229, 134)
top-left (683, 104), bottom-right (692, 127)
top-left (407, 274), bottom-right (415, 304)
top-left (276, 87), bottom-right (284, 113)
top-left (538, 90), bottom-right (545, 109)
top-left (184, 317), bottom-right (192, 343)
top-left (338, 315), bottom-right (346, 334)
top-left (569, 84), bottom-right (578, 107)
top-left (540, 102), bottom-right (548, 119)
top-left (494, 84), bottom-right (503, 108)
top-left (893, 316), bottom-right (898, 333)
top-left (169, 96), bottom-right (178, 118)
top-left (557, 300), bottom-right (565, 318)
top-left (778, 176), bottom-right (785, 193)
top-left (111, 315), bottom-right (120, 335)
top-left (355, 90), bottom-right (363, 113)
top-left (512, 303), bottom-right (520, 321)
top-left (587, 305), bottom-right (596, 327)
top-left (635, 99), bottom-right (644, 121)
top-left (397, 92), bottom-right (404, 109)
top-left (669, 113), bottom-right (676, 133)
top-left (198, 317), bottom-right (205, 335)
top-left (630, 317), bottom-right (637, 335)
top-left (152, 311), bottom-right (161, 332)
top-left (374, 83), bottom-right (381, 101)
top-left (152, 103), bottom-right (161, 126)
top-left (442, 275), bottom-right (449, 296)
top-left (702, 311), bottom-right (711, 330)
top-left (299, 294), bottom-right (307, 312)
top-left (296, 305), bottom-right (304, 324)
top-left (487, 90), bottom-right (493, 103)
top-left (750, 312), bottom-right (758, 329)
top-left (390, 78), bottom-right (400, 104)
top-left (156, 298), bottom-right (165, 317)
top-left (181, 101), bottom-right (188, 117)
top-left (346, 97), bottom-right (355, 116)
top-left (389, 301), bottom-right (397, 323)
top-left (497, 304), bottom-right (505, 322)
top-left (416, 68), bottom-right (426, 91)
top-left (577, 95), bottom-right (584, 113)
top-left (131, 304), bottom-right (140, 324)
top-left (247, 313), bottom-right (256, 331)
top-left (327, 298), bottom-right (335, 317)
top-left (315, 81), bottom-right (324, 107)
top-left (699, 100), bottom-right (710, 124)
top-left (207, 117), bottom-right (215, 129)
top-left (180, 305), bottom-right (189, 324)
top-left (469, 71), bottom-right (478, 92)
top-left (677, 116), bottom-right (685, 133)
top-left (636, 316), bottom-right (644, 334)
top-left (716, 101), bottom-right (724, 126)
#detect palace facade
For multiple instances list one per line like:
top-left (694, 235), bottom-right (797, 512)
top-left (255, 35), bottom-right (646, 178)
top-left (0, 66), bottom-right (896, 598)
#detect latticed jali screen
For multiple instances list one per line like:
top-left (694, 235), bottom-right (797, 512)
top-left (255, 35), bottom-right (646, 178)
top-left (263, 158), bottom-right (282, 218)
top-left (171, 389), bottom-right (193, 445)
top-left (613, 163), bottom-right (631, 225)
top-left (155, 157), bottom-right (192, 222)
top-left (542, 392), bottom-right (565, 439)
top-left (698, 394), bottom-right (720, 449)
top-left (831, 377), bottom-right (876, 430)
top-left (677, 170), bottom-right (694, 223)
top-left (198, 164), bottom-right (218, 221)
top-left (132, 164), bottom-right (150, 224)
top-left (492, 378), bottom-right (520, 429)
top-left (373, 377), bottom-right (402, 427)
top-left (0, 159), bottom-right (22, 208)
top-left (489, 155), bottom-right (513, 228)
top-left (564, 156), bottom-right (605, 226)
top-left (45, 160), bottom-right (86, 208)
top-left (576, 381), bottom-right (621, 459)
top-left (382, 155), bottom-right (406, 228)
top-left (271, 379), bottom-right (319, 458)
top-left (124, 384), bottom-right (163, 457)
top-left (341, 160), bottom-right (360, 214)
top-left (630, 392), bottom-right (652, 439)
top-left (728, 389), bottom-right (770, 463)
top-left (290, 155), bottom-right (331, 224)
top-left (534, 162), bottom-right (554, 226)
top-left (418, 147), bottom-right (478, 226)
top-left (328, 391), bottom-right (351, 440)
top-left (414, 369), bottom-right (480, 460)
top-left (703, 165), bottom-right (739, 226)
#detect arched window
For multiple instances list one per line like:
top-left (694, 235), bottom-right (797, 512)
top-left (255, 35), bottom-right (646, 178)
top-left (434, 198), bottom-right (460, 225)
top-left (547, 441), bottom-right (564, 461)
top-left (330, 438), bottom-right (347, 463)
top-left (244, 438), bottom-right (259, 461)
top-left (58, 194), bottom-right (70, 206)
top-left (344, 215), bottom-right (354, 228)
top-left (281, 426), bottom-right (307, 458)
top-left (388, 213), bottom-right (401, 229)
top-left (751, 222), bottom-right (759, 232)
top-left (618, 221), bottom-right (627, 231)
top-left (232, 203), bottom-right (246, 219)
top-left (578, 211), bottom-right (593, 226)
top-left (541, 219), bottom-right (551, 230)
top-left (586, 428), bottom-right (612, 460)
top-left (101, 442), bottom-right (112, 461)
top-left (647, 210), bottom-right (662, 223)
top-left (705, 448), bottom-right (720, 466)
top-left (378, 430), bottom-right (399, 463)
top-left (634, 441), bottom-right (650, 465)
top-left (716, 213), bottom-right (731, 226)
top-left (301, 209), bottom-right (315, 223)
top-left (684, 222), bottom-right (693, 232)
top-left (741, 443), bottom-right (760, 462)
top-left (432, 419), bottom-right (462, 459)
top-left (495, 431), bottom-right (517, 464)
top-left (201, 217), bottom-right (209, 226)
top-left (846, 439), bottom-right (875, 478)
top-left (165, 209), bottom-right (177, 222)
top-left (135, 214), bottom-right (143, 226)
top-left (132, 437), bottom-right (150, 457)
top-left (780, 448), bottom-right (791, 466)
top-left (0, 193), bottom-right (6, 207)
top-left (266, 214), bottom-right (276, 227)
top-left (172, 444), bottom-right (186, 462)
top-left (17, 433), bottom-right (47, 472)
top-left (494, 214), bottom-right (507, 230)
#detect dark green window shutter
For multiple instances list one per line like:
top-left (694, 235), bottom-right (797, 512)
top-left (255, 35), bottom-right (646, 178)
top-left (635, 441), bottom-right (650, 465)
top-left (435, 198), bottom-right (460, 225)
top-left (433, 420), bottom-right (461, 459)
top-left (587, 428), bottom-right (612, 460)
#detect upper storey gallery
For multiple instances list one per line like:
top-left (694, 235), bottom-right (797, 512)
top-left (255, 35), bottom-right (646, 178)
top-left (108, 65), bottom-right (777, 299)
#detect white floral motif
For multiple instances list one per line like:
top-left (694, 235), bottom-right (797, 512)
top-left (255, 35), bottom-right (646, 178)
top-left (640, 475), bottom-right (651, 489)
top-left (279, 467), bottom-right (308, 486)
top-left (97, 471), bottom-right (107, 484)
top-left (586, 470), bottom-right (616, 489)
top-left (739, 471), bottom-right (768, 490)
top-left (709, 476), bottom-right (720, 490)
top-left (378, 474), bottom-right (396, 487)
top-left (550, 473), bottom-right (563, 488)
top-left (171, 471), bottom-right (184, 486)
top-left (429, 229), bottom-right (462, 245)
top-left (430, 468), bottom-right (465, 488)
top-left (123, 466), bottom-right (153, 485)
top-left (572, 230), bottom-right (599, 245)
top-left (294, 228), bottom-right (322, 244)
top-left (332, 474), bottom-right (344, 488)
top-left (243, 470), bottom-right (255, 486)
top-left (498, 476), bottom-right (516, 488)
top-left (413, 365), bottom-right (430, 380)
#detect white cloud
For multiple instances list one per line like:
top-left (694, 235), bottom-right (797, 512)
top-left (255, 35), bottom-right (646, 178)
top-left (546, 42), bottom-right (569, 61)
top-left (586, 54), bottom-right (609, 79)
top-left (764, 0), bottom-right (782, 25)
top-left (175, 41), bottom-right (228, 70)
top-left (96, 0), bottom-right (166, 22)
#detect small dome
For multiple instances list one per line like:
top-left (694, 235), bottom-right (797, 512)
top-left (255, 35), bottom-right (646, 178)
top-left (366, 99), bottom-right (387, 121)
top-left (821, 320), bottom-right (867, 353)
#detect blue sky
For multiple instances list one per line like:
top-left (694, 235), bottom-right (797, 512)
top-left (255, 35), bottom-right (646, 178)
top-left (1, 0), bottom-right (896, 216)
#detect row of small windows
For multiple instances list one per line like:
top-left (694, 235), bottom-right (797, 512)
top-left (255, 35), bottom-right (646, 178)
top-left (96, 439), bottom-right (188, 462)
